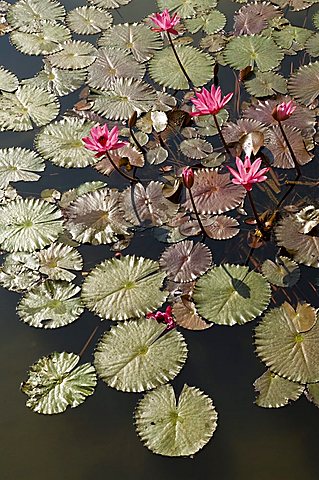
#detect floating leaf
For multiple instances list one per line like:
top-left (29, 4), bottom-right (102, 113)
top-left (35, 118), bottom-right (97, 168)
top-left (48, 40), bottom-right (97, 70)
top-left (87, 47), bottom-right (145, 91)
top-left (10, 21), bottom-right (71, 56)
top-left (261, 256), bottom-right (300, 287)
top-left (0, 147), bottom-right (45, 188)
top-left (38, 243), bottom-right (83, 281)
top-left (306, 383), bottom-right (319, 408)
top-left (94, 318), bottom-right (187, 392)
top-left (272, 26), bottom-right (312, 51)
top-left (288, 61), bottom-right (319, 106)
top-left (121, 182), bottom-right (178, 226)
top-left (149, 45), bottom-right (213, 90)
top-left (204, 215), bottom-right (240, 240)
top-left (185, 10), bottom-right (226, 34)
top-left (0, 198), bottom-right (63, 252)
top-left (21, 352), bottom-right (97, 414)
top-left (255, 303), bottom-right (319, 383)
top-left (275, 214), bottom-right (319, 268)
top-left (64, 188), bottom-right (130, 245)
top-left (254, 369), bottom-right (304, 408)
top-left (233, 2), bottom-right (280, 35)
top-left (245, 71), bottom-right (287, 97)
top-left (296, 205), bottom-right (319, 234)
top-left (200, 32), bottom-right (227, 53)
top-left (157, 0), bottom-right (218, 18)
top-left (223, 35), bottom-right (284, 72)
top-left (183, 169), bottom-right (246, 215)
top-left (135, 383), bottom-right (218, 456)
top-left (66, 6), bottom-right (112, 35)
top-left (92, 78), bottom-right (156, 120)
top-left (160, 240), bottom-right (212, 282)
top-left (193, 264), bottom-right (271, 325)
top-left (7, 0), bottom-right (65, 33)
top-left (0, 252), bottom-right (40, 292)
top-left (305, 32), bottom-right (319, 57)
top-left (59, 181), bottom-right (107, 209)
top-left (0, 66), bottom-right (18, 92)
top-left (82, 255), bottom-right (167, 321)
top-left (146, 146), bottom-right (168, 165)
top-left (17, 280), bottom-right (83, 329)
top-left (173, 297), bottom-right (212, 330)
top-left (98, 22), bottom-right (162, 62)
top-left (88, 0), bottom-right (131, 8)
top-left (0, 85), bottom-right (59, 131)
top-left (180, 138), bottom-right (213, 159)
top-left (265, 125), bottom-right (313, 169)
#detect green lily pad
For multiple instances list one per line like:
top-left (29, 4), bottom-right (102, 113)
top-left (0, 147), bottom-right (45, 188)
top-left (157, 0), bottom-right (217, 18)
top-left (185, 10), bottom-right (226, 34)
top-left (66, 6), bottom-right (112, 35)
top-left (245, 71), bottom-right (287, 97)
top-left (7, 0), bottom-right (66, 33)
top-left (38, 242), bottom-right (83, 281)
top-left (82, 255), bottom-right (167, 320)
top-left (193, 264), bottom-right (271, 325)
top-left (306, 383), bottom-right (319, 408)
top-left (47, 40), bottom-right (97, 70)
top-left (0, 66), bottom-right (19, 92)
top-left (17, 280), bottom-right (84, 329)
top-left (261, 256), bottom-right (300, 287)
top-left (94, 318), bottom-right (188, 392)
top-left (254, 369), bottom-right (304, 408)
top-left (288, 61), bottom-right (319, 105)
top-left (21, 352), bottom-right (97, 414)
top-left (135, 383), bottom-right (218, 456)
top-left (0, 252), bottom-right (40, 292)
top-left (88, 0), bottom-right (131, 8)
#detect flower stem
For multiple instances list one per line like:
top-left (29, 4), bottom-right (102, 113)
top-left (106, 150), bottom-right (138, 183)
top-left (247, 190), bottom-right (264, 234)
top-left (213, 113), bottom-right (231, 157)
top-left (167, 31), bottom-right (195, 90)
top-left (188, 187), bottom-right (207, 240)
top-left (129, 126), bottom-right (147, 159)
top-left (278, 120), bottom-right (301, 176)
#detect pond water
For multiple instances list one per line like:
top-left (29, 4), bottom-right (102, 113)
top-left (1, 0), bottom-right (319, 479)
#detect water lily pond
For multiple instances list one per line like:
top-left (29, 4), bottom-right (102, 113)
top-left (1, 0), bottom-right (319, 478)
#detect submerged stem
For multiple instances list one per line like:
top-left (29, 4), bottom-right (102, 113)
top-left (278, 120), bottom-right (301, 176)
top-left (106, 150), bottom-right (138, 183)
top-left (247, 190), bottom-right (264, 234)
top-left (212, 114), bottom-right (231, 157)
top-left (188, 187), bottom-right (207, 241)
top-left (167, 31), bottom-right (194, 90)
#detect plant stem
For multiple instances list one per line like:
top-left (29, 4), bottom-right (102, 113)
top-left (278, 120), bottom-right (301, 176)
top-left (188, 187), bottom-right (207, 241)
top-left (79, 324), bottom-right (100, 357)
top-left (212, 113), bottom-right (231, 157)
top-left (129, 126), bottom-right (147, 159)
top-left (247, 190), bottom-right (264, 234)
top-left (167, 31), bottom-right (195, 90)
top-left (106, 150), bottom-right (138, 183)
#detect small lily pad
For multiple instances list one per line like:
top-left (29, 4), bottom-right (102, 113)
top-left (261, 256), bottom-right (300, 287)
top-left (0, 147), bottom-right (45, 188)
top-left (38, 242), bottom-right (83, 281)
top-left (254, 369), bottom-right (304, 408)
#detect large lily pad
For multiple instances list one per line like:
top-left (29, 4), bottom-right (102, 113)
top-left (21, 352), bottom-right (97, 414)
top-left (94, 318), bottom-right (187, 392)
top-left (81, 255), bottom-right (167, 320)
top-left (254, 369), bottom-right (304, 408)
top-left (7, 0), bottom-right (66, 33)
top-left (48, 40), bottom-right (97, 70)
top-left (38, 242), bottom-right (83, 281)
top-left (193, 264), bottom-right (271, 325)
top-left (135, 383), bottom-right (218, 456)
top-left (288, 61), bottom-right (319, 106)
top-left (0, 147), bottom-right (45, 188)
top-left (66, 6), bottom-right (112, 35)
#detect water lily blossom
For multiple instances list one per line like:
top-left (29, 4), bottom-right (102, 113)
top-left (227, 155), bottom-right (270, 191)
top-left (182, 167), bottom-right (194, 190)
top-left (272, 100), bottom-right (296, 122)
top-left (150, 9), bottom-right (180, 35)
top-left (190, 85), bottom-right (233, 117)
top-left (147, 305), bottom-right (176, 330)
top-left (82, 124), bottom-right (128, 158)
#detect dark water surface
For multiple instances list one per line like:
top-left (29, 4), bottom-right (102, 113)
top-left (1, 1), bottom-right (319, 479)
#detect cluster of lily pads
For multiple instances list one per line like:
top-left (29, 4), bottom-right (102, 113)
top-left (0, 0), bottom-right (318, 457)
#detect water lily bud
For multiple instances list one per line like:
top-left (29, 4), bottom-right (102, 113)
top-left (182, 167), bottom-right (194, 189)
top-left (128, 111), bottom-right (137, 128)
top-left (272, 100), bottom-right (296, 122)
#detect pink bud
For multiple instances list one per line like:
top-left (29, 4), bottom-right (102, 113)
top-left (272, 100), bottom-right (296, 122)
top-left (182, 167), bottom-right (194, 189)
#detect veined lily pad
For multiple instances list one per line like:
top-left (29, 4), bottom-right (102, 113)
top-left (66, 6), bottom-right (112, 35)
top-left (92, 78), bottom-right (156, 120)
top-left (35, 118), bottom-right (97, 168)
top-left (245, 72), bottom-right (287, 97)
top-left (0, 198), bottom-right (63, 252)
top-left (306, 383), bottom-right (319, 408)
top-left (17, 280), bottom-right (84, 329)
top-left (180, 138), bottom-right (213, 159)
top-left (184, 10), bottom-right (226, 34)
top-left (0, 85), bottom-right (59, 131)
top-left (261, 256), bottom-right (300, 287)
top-left (149, 45), bottom-right (214, 90)
top-left (94, 318), bottom-right (187, 392)
top-left (173, 297), bottom-right (212, 330)
top-left (88, 0), bottom-right (131, 8)
top-left (59, 181), bottom-right (107, 209)
top-left (135, 384), bottom-right (218, 456)
top-left (265, 125), bottom-right (313, 169)
top-left (47, 40), bottom-right (97, 70)
top-left (64, 188), bottom-right (130, 245)
top-left (305, 33), bottom-right (319, 57)
top-left (21, 352), bottom-right (97, 414)
top-left (0, 66), bottom-right (19, 92)
top-left (204, 215), bottom-right (240, 240)
top-left (288, 61), bottom-right (319, 106)
top-left (254, 369), bottom-right (304, 408)
top-left (0, 147), bottom-right (45, 188)
top-left (223, 35), bottom-right (284, 72)
top-left (98, 22), bottom-right (162, 63)
top-left (0, 252), bottom-right (40, 292)
top-left (193, 264), bottom-right (271, 325)
top-left (272, 26), bottom-right (312, 51)
top-left (7, 0), bottom-right (65, 33)
top-left (38, 243), bottom-right (83, 281)
top-left (81, 255), bottom-right (167, 320)
top-left (255, 302), bottom-right (319, 383)
top-left (157, 0), bottom-right (218, 18)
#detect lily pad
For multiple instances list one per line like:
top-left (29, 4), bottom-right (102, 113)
top-left (180, 138), bottom-right (213, 159)
top-left (254, 369), bottom-right (304, 408)
top-left (66, 6), bottom-right (112, 35)
top-left (288, 61), bottom-right (319, 106)
top-left (88, 0), bottom-right (131, 8)
top-left (17, 280), bottom-right (84, 329)
top-left (193, 264), bottom-right (271, 325)
top-left (47, 40), bottom-right (97, 70)
top-left (306, 383), bottom-right (319, 408)
top-left (0, 147), bottom-right (45, 188)
top-left (265, 125), bottom-right (313, 169)
top-left (184, 10), bottom-right (226, 34)
top-left (0, 66), bottom-right (19, 92)
top-left (38, 243), bottom-right (83, 281)
top-left (81, 255), bottom-right (167, 321)
top-left (245, 72), bottom-right (287, 97)
top-left (0, 252), bottom-right (40, 292)
top-left (94, 318), bottom-right (187, 392)
top-left (21, 352), bottom-right (97, 414)
top-left (7, 0), bottom-right (66, 33)
top-left (173, 297), bottom-right (212, 330)
top-left (261, 256), bottom-right (300, 287)
top-left (255, 302), bottom-right (319, 383)
top-left (135, 383), bottom-right (218, 456)
top-left (0, 197), bottom-right (63, 252)
top-left (157, 0), bottom-right (218, 18)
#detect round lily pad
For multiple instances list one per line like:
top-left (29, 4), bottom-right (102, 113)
top-left (254, 369), bottom-right (304, 408)
top-left (261, 256), bottom-right (300, 287)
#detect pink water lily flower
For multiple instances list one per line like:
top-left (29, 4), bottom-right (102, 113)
top-left (82, 124), bottom-right (128, 158)
top-left (190, 85), bottom-right (233, 117)
top-left (147, 305), bottom-right (176, 331)
top-left (272, 100), bottom-right (296, 122)
top-left (150, 8), bottom-right (180, 35)
top-left (227, 155), bottom-right (270, 191)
